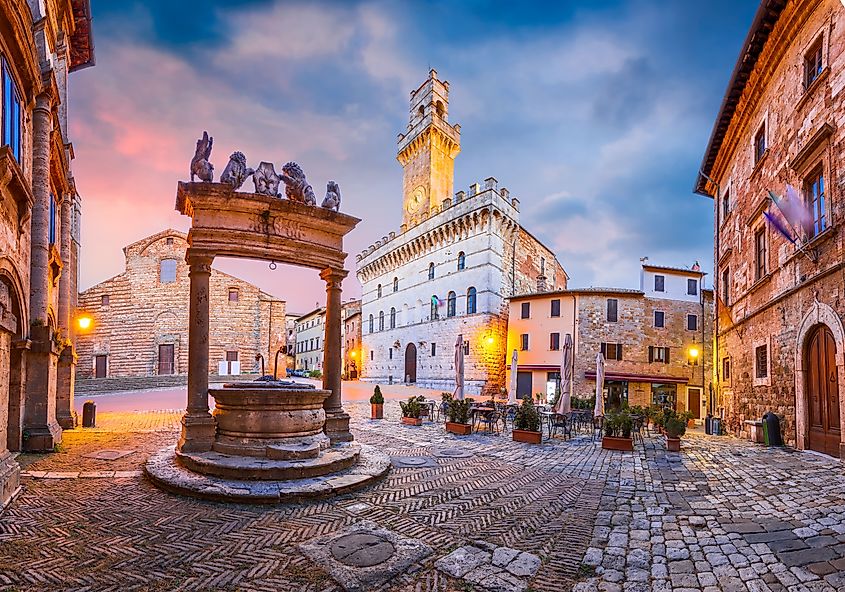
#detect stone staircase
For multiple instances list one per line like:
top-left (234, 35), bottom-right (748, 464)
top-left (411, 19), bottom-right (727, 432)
top-left (75, 374), bottom-right (251, 395)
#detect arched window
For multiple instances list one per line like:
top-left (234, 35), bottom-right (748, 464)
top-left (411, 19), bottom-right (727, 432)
top-left (393, 277), bottom-right (398, 292)
top-left (379, 311), bottom-right (385, 331)
top-left (377, 284), bottom-right (382, 298)
top-left (368, 314), bottom-right (374, 333)
top-left (457, 251), bottom-right (465, 271)
top-left (390, 307), bottom-right (396, 329)
top-left (467, 287), bottom-right (477, 314)
top-left (428, 262), bottom-right (435, 280)
top-left (447, 291), bottom-right (456, 317)
top-left (431, 295), bottom-right (439, 320)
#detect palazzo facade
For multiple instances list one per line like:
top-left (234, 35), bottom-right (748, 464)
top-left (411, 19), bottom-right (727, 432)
top-left (357, 70), bottom-right (566, 396)
top-left (696, 0), bottom-right (845, 456)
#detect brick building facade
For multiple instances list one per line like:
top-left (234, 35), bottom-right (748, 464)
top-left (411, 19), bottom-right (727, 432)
top-left (76, 230), bottom-right (285, 380)
top-left (0, 0), bottom-right (93, 506)
top-left (357, 70), bottom-right (566, 396)
top-left (295, 300), bottom-right (360, 374)
top-left (507, 263), bottom-right (713, 418)
top-left (696, 0), bottom-right (845, 457)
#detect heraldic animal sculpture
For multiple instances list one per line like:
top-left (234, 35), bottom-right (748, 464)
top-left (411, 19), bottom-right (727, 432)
top-left (280, 162), bottom-right (317, 206)
top-left (220, 151), bottom-right (254, 190)
top-left (190, 131), bottom-right (214, 182)
top-left (321, 181), bottom-right (341, 211)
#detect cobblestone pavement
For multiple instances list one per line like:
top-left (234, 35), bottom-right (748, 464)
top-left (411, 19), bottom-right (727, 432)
top-left (2, 402), bottom-right (844, 591)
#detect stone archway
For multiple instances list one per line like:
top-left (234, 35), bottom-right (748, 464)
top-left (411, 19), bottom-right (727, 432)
top-left (795, 300), bottom-right (845, 458)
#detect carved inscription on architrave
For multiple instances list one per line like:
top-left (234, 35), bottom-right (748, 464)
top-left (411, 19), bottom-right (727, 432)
top-left (252, 212), bottom-right (305, 241)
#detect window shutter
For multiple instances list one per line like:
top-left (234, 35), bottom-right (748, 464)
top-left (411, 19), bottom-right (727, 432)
top-left (648, 346), bottom-right (654, 363)
top-left (600, 343), bottom-right (606, 356)
top-left (617, 344), bottom-right (623, 361)
top-left (665, 348), bottom-right (670, 364)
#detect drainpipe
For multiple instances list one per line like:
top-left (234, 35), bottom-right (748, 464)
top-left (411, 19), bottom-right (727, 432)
top-left (698, 170), bottom-right (720, 416)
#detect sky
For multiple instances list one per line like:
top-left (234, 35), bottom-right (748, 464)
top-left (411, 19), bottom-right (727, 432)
top-left (71, 0), bottom-right (759, 314)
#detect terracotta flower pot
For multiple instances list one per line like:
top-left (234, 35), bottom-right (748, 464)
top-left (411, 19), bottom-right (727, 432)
top-left (601, 436), bottom-right (634, 451)
top-left (401, 416), bottom-right (422, 426)
top-left (666, 436), bottom-right (681, 452)
top-left (371, 403), bottom-right (383, 419)
top-left (687, 419), bottom-right (696, 428)
top-left (446, 422), bottom-right (472, 435)
top-left (512, 429), bottom-right (542, 444)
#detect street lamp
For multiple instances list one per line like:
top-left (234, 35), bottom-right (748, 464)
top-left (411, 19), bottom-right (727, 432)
top-left (688, 347), bottom-right (699, 361)
top-left (77, 315), bottom-right (93, 331)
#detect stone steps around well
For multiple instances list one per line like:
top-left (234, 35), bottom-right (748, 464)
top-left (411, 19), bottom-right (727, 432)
top-left (74, 374), bottom-right (256, 395)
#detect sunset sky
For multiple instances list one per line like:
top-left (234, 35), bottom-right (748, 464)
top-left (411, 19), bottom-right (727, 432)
top-left (71, 0), bottom-right (757, 313)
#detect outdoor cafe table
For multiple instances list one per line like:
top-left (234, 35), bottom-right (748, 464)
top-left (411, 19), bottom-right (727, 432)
top-left (470, 406), bottom-right (496, 432)
top-left (539, 410), bottom-right (555, 439)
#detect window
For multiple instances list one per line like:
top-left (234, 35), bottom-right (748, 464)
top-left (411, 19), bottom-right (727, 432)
top-left (687, 279), bottom-right (698, 296)
top-left (722, 188), bottom-right (730, 219)
top-left (687, 314), bottom-right (698, 331)
top-left (467, 287), bottom-right (477, 314)
top-left (540, 257), bottom-right (546, 275)
top-left (754, 122), bottom-right (766, 164)
top-left (370, 350), bottom-right (374, 361)
top-left (654, 311), bottom-right (665, 328)
top-left (754, 227), bottom-right (767, 281)
top-left (550, 332), bottom-right (560, 351)
top-left (228, 288), bottom-right (239, 302)
top-left (463, 340), bottom-right (469, 355)
top-left (431, 296), bottom-right (439, 320)
top-left (379, 311), bottom-right (384, 331)
top-left (447, 291), bottom-right (456, 317)
top-left (428, 263), bottom-right (435, 280)
top-left (722, 357), bottom-right (731, 382)
top-left (457, 251), bottom-right (465, 270)
top-left (389, 348), bottom-right (393, 360)
top-left (601, 342), bottom-right (622, 361)
top-left (654, 275), bottom-right (665, 292)
top-left (390, 307), bottom-right (396, 329)
top-left (521, 302), bottom-right (530, 319)
top-left (805, 167), bottom-right (826, 239)
top-left (551, 299), bottom-right (560, 317)
top-left (377, 284), bottom-right (382, 298)
top-left (166, 237), bottom-right (174, 245)
top-left (393, 277), bottom-right (398, 292)
top-left (101, 294), bottom-right (109, 307)
top-left (368, 314), bottom-right (374, 333)
top-left (804, 38), bottom-right (823, 89)
top-left (606, 299), bottom-right (618, 322)
top-left (1, 57), bottom-right (22, 162)
top-left (431, 342), bottom-right (436, 356)
top-left (160, 259), bottom-right (177, 283)
top-left (722, 267), bottom-right (730, 306)
top-left (649, 346), bottom-right (670, 364)
top-left (49, 196), bottom-right (57, 245)
top-left (755, 345), bottom-right (768, 379)
top-left (520, 334), bottom-right (529, 351)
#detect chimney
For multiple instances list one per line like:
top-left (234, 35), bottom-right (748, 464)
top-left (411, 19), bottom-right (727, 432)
top-left (536, 274), bottom-right (548, 293)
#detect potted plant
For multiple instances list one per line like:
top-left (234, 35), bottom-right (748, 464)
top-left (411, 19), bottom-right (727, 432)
top-left (370, 386), bottom-right (384, 419)
top-left (399, 395), bottom-right (423, 426)
top-left (665, 410), bottom-right (692, 452)
top-left (445, 396), bottom-right (474, 435)
top-left (512, 396), bottom-right (542, 444)
top-left (602, 410), bottom-right (634, 451)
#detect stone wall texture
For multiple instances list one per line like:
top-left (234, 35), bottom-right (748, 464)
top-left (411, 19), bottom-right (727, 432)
top-left (75, 230), bottom-right (285, 379)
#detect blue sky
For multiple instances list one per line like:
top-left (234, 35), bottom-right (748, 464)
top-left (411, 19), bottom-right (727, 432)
top-left (73, 0), bottom-right (758, 312)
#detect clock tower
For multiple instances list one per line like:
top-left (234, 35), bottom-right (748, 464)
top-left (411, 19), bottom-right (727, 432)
top-left (397, 69), bottom-right (461, 228)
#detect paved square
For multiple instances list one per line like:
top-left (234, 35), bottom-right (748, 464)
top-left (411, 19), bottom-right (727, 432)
top-left (2, 402), bottom-right (845, 591)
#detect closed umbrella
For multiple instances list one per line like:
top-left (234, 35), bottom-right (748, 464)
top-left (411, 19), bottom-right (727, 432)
top-left (593, 351), bottom-right (605, 418)
top-left (554, 334), bottom-right (572, 414)
top-left (454, 334), bottom-right (464, 400)
top-left (508, 349), bottom-right (518, 405)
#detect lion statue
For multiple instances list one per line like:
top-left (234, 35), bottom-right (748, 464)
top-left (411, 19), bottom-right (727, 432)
top-left (220, 151), bottom-right (254, 190)
top-left (321, 181), bottom-right (341, 211)
top-left (280, 162), bottom-right (317, 206)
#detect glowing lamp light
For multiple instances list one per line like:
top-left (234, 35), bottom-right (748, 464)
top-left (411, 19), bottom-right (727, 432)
top-left (486, 336), bottom-right (495, 345)
top-left (77, 316), bottom-right (93, 331)
top-left (689, 347), bottom-right (699, 359)
top-left (350, 350), bottom-right (357, 357)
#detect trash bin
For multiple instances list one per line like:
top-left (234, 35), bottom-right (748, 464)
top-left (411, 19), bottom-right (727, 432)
top-left (705, 414), bottom-right (713, 435)
top-left (762, 411), bottom-right (783, 446)
top-left (712, 417), bottom-right (721, 436)
top-left (82, 400), bottom-right (96, 428)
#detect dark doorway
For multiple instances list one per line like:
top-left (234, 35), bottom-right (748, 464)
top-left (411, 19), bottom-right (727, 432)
top-left (404, 343), bottom-right (417, 383)
top-left (158, 345), bottom-right (175, 375)
top-left (688, 388), bottom-right (701, 419)
top-left (226, 350), bottom-right (239, 375)
top-left (606, 380), bottom-right (629, 410)
top-left (516, 371), bottom-right (532, 399)
top-left (95, 354), bottom-right (108, 378)
top-left (806, 325), bottom-right (841, 457)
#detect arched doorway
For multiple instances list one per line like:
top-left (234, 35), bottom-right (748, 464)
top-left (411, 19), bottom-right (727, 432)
top-left (805, 324), bottom-right (841, 456)
top-left (404, 343), bottom-right (417, 383)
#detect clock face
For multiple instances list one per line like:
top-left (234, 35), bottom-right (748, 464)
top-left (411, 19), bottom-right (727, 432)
top-left (407, 186), bottom-right (426, 214)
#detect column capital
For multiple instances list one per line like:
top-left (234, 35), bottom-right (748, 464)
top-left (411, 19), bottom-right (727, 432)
top-left (320, 267), bottom-right (348, 288)
top-left (187, 255), bottom-right (213, 275)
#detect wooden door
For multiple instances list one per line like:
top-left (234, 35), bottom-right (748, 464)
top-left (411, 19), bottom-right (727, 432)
top-left (158, 344), bottom-right (175, 375)
top-left (806, 325), bottom-right (841, 456)
top-left (688, 388), bottom-right (701, 419)
top-left (404, 343), bottom-right (417, 383)
top-left (516, 372), bottom-right (533, 399)
top-left (95, 355), bottom-right (107, 378)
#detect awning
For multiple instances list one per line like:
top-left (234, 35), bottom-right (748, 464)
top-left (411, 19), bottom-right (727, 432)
top-left (515, 364), bottom-right (561, 372)
top-left (584, 370), bottom-right (689, 384)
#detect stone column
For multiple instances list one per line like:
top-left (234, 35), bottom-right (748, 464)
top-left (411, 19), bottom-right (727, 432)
top-left (23, 90), bottom-right (61, 451)
top-left (56, 194), bottom-right (75, 429)
top-left (177, 254), bottom-right (216, 453)
top-left (321, 267), bottom-right (352, 444)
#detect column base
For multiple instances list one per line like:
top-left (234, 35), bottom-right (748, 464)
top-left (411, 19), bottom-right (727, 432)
top-left (57, 412), bottom-right (77, 430)
top-left (177, 412), bottom-right (217, 453)
top-left (839, 442), bottom-right (845, 460)
top-left (22, 421), bottom-right (62, 452)
top-left (325, 411), bottom-right (353, 444)
top-left (0, 451), bottom-right (20, 510)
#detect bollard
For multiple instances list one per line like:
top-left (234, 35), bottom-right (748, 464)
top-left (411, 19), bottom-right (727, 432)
top-left (82, 400), bottom-right (96, 428)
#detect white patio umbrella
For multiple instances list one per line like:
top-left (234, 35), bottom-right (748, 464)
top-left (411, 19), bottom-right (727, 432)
top-left (453, 334), bottom-right (464, 400)
top-left (554, 334), bottom-right (572, 414)
top-left (593, 351), bottom-right (606, 418)
top-left (508, 349), bottom-right (518, 405)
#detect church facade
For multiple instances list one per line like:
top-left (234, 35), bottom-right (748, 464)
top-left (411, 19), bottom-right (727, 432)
top-left (356, 70), bottom-right (566, 396)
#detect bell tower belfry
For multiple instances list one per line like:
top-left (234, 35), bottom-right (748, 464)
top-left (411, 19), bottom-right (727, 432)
top-left (397, 69), bottom-right (461, 228)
